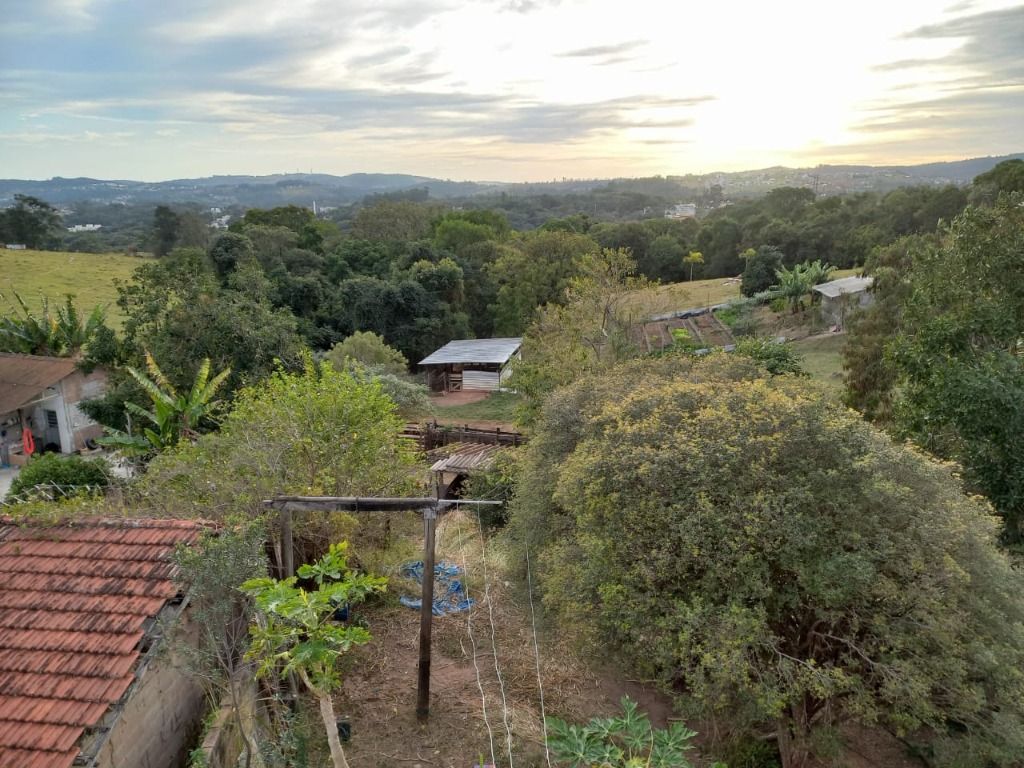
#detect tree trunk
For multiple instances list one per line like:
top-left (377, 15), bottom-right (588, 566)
top-left (314, 686), bottom-right (350, 768)
top-left (776, 709), bottom-right (812, 768)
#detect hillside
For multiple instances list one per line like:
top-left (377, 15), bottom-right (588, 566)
top-left (0, 249), bottom-right (140, 327)
top-left (2, 152), bottom-right (1019, 208)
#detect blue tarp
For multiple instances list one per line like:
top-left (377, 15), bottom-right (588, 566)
top-left (398, 560), bottom-right (474, 615)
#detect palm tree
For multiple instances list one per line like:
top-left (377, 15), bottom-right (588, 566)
top-left (100, 353), bottom-right (231, 456)
top-left (0, 292), bottom-right (106, 357)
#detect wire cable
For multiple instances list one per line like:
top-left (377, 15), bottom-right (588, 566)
top-left (525, 544), bottom-right (552, 768)
top-left (455, 505), bottom-right (497, 767)
top-left (475, 510), bottom-right (515, 768)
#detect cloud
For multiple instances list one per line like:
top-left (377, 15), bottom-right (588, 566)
top-left (840, 5), bottom-right (1024, 158)
top-left (558, 40), bottom-right (647, 58)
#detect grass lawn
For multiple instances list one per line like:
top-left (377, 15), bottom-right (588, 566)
top-left (425, 391), bottom-right (522, 425)
top-left (624, 268), bottom-right (861, 318)
top-left (0, 249), bottom-right (143, 328)
top-left (792, 333), bottom-right (847, 394)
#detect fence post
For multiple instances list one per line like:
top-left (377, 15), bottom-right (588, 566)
top-left (416, 504), bottom-right (438, 721)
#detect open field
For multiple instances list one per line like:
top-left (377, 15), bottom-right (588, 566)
top-left (423, 390), bottom-right (521, 429)
top-left (0, 249), bottom-right (142, 327)
top-left (625, 268), bottom-right (860, 318)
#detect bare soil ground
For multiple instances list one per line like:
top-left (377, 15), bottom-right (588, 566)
top-left (337, 510), bottom-right (684, 768)
top-left (430, 391), bottom-right (491, 408)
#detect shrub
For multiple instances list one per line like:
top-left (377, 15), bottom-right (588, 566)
top-left (324, 331), bottom-right (408, 376)
top-left (512, 353), bottom-right (1024, 768)
top-left (8, 453), bottom-right (110, 499)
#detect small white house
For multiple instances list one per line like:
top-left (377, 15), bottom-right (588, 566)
top-left (419, 338), bottom-right (522, 392)
top-left (812, 275), bottom-right (874, 329)
top-left (0, 353), bottom-right (107, 466)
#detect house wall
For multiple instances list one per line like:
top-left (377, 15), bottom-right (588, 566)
top-left (821, 291), bottom-right (874, 329)
top-left (94, 652), bottom-right (205, 768)
top-left (60, 368), bottom-right (107, 450)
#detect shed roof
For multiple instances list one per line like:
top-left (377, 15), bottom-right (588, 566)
top-left (0, 518), bottom-right (203, 768)
top-left (419, 338), bottom-right (522, 366)
top-left (0, 354), bottom-right (78, 416)
top-left (812, 275), bottom-right (874, 299)
top-left (430, 443), bottom-right (503, 474)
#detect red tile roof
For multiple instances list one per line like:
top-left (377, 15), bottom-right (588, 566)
top-left (0, 518), bottom-right (203, 768)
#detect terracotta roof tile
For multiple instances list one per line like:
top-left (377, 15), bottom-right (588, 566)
top-left (0, 518), bottom-right (202, 768)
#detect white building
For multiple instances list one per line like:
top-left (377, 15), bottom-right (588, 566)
top-left (665, 203), bottom-right (697, 219)
top-left (0, 353), bottom-right (107, 466)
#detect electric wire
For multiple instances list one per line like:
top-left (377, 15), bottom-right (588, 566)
top-left (525, 544), bottom-right (552, 768)
top-left (475, 509), bottom-right (515, 768)
top-left (455, 504), bottom-right (498, 767)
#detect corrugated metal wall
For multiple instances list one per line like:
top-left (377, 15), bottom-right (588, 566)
top-left (462, 370), bottom-right (500, 391)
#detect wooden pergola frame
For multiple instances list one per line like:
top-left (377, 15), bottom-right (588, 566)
top-left (263, 495), bottom-right (501, 722)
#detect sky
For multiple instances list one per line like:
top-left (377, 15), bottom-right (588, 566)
top-left (1, 0), bottom-right (1021, 182)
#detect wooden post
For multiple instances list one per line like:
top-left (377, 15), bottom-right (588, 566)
top-left (416, 504), bottom-right (438, 721)
top-left (280, 506), bottom-right (294, 578)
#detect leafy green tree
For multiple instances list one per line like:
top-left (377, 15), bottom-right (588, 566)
top-left (242, 542), bottom-right (387, 768)
top-left (970, 159), bottom-right (1024, 206)
top-left (740, 245), bottom-right (784, 296)
top-left (1, 195), bottom-right (61, 248)
top-left (152, 205), bottom-right (181, 256)
top-left (100, 353), bottom-right (230, 456)
top-left (510, 248), bottom-right (647, 424)
top-left (841, 236), bottom-right (924, 421)
top-left (889, 197), bottom-right (1024, 544)
top-left (801, 259), bottom-right (835, 300)
top-left (351, 200), bottom-right (442, 242)
top-left (696, 216), bottom-right (742, 277)
top-left (0, 293), bottom-right (108, 357)
top-left (547, 697), bottom-right (718, 768)
top-left (324, 330), bottom-right (408, 375)
top-left (115, 247), bottom-right (303, 395)
top-left (209, 232), bottom-right (255, 280)
top-left (490, 230), bottom-right (599, 335)
top-left (512, 353), bottom-right (1024, 768)
top-left (136, 359), bottom-right (418, 521)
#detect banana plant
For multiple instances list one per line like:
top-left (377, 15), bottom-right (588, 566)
top-left (0, 292), bottom-right (106, 357)
top-left (100, 352), bottom-right (230, 456)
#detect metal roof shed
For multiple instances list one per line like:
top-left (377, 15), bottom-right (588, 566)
top-left (419, 338), bottom-right (522, 392)
top-left (812, 275), bottom-right (873, 299)
top-left (812, 276), bottom-right (875, 329)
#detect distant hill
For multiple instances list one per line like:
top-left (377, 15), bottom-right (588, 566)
top-left (0, 173), bottom-right (493, 207)
top-left (1, 153), bottom-right (1020, 207)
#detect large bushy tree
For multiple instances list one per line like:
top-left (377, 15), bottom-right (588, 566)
top-left (512, 353), bottom-right (1024, 768)
top-left (136, 359), bottom-right (419, 522)
top-left (888, 196), bottom-right (1024, 544)
top-left (0, 195), bottom-right (61, 248)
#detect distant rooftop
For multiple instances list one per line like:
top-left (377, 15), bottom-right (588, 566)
top-left (812, 275), bottom-right (874, 299)
top-left (419, 338), bottom-right (522, 366)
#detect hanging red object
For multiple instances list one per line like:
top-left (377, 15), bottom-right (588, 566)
top-left (22, 428), bottom-right (35, 456)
